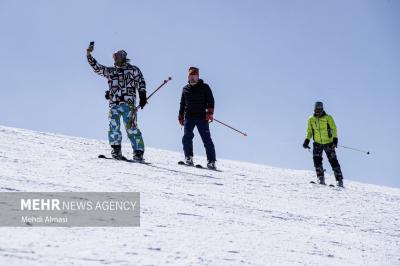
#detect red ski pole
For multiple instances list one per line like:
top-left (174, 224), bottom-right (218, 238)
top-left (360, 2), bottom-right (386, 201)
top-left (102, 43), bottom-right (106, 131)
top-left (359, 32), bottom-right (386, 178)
top-left (128, 77), bottom-right (171, 129)
top-left (214, 118), bottom-right (248, 137)
top-left (136, 77), bottom-right (172, 110)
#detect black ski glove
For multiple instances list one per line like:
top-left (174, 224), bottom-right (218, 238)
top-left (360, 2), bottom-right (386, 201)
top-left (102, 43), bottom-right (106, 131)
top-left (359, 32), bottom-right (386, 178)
top-left (303, 139), bottom-right (310, 149)
top-left (332, 137), bottom-right (338, 148)
top-left (139, 91), bottom-right (147, 109)
top-left (105, 90), bottom-right (110, 100)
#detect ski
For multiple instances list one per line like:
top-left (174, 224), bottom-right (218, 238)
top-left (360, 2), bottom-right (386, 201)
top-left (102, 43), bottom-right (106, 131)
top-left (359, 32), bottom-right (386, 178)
top-left (309, 181), bottom-right (342, 188)
top-left (178, 161), bottom-right (202, 168)
top-left (310, 180), bottom-right (326, 186)
top-left (98, 154), bottom-right (151, 165)
top-left (177, 161), bottom-right (222, 172)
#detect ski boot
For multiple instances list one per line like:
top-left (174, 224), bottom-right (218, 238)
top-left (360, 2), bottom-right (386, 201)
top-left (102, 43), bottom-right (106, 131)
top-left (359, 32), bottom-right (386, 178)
top-left (336, 179), bottom-right (344, 188)
top-left (207, 160), bottom-right (216, 170)
top-left (317, 176), bottom-right (326, 185)
top-left (185, 156), bottom-right (194, 166)
top-left (133, 150), bottom-right (144, 162)
top-left (111, 145), bottom-right (126, 160)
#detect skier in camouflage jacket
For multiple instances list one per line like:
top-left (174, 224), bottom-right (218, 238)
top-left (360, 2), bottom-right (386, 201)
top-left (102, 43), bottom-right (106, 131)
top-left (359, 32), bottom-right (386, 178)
top-left (87, 44), bottom-right (147, 161)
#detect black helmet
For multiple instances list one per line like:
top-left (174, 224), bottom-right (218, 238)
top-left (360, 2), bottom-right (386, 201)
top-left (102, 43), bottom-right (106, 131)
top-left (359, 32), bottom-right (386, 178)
top-left (314, 101), bottom-right (324, 116)
top-left (113, 50), bottom-right (127, 61)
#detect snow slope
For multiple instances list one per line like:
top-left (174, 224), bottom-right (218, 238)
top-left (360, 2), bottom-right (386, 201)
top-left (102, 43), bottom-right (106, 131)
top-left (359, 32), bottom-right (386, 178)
top-left (0, 125), bottom-right (399, 266)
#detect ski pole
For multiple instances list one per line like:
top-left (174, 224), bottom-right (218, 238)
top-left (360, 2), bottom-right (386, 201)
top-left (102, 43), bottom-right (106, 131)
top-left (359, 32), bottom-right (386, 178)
top-left (214, 118), bottom-right (248, 136)
top-left (338, 145), bottom-right (370, 155)
top-left (136, 77), bottom-right (172, 110)
top-left (128, 77), bottom-right (171, 129)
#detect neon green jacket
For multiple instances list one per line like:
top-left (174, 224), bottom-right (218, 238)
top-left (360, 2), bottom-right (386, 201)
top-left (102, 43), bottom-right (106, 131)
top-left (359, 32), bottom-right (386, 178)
top-left (306, 113), bottom-right (337, 144)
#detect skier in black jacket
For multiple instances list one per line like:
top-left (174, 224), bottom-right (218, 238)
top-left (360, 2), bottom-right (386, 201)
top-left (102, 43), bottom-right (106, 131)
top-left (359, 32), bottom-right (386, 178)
top-left (178, 67), bottom-right (217, 169)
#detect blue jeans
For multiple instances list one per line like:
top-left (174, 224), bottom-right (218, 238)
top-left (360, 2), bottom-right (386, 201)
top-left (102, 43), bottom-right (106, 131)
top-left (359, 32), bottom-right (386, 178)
top-left (108, 103), bottom-right (144, 152)
top-left (182, 117), bottom-right (216, 162)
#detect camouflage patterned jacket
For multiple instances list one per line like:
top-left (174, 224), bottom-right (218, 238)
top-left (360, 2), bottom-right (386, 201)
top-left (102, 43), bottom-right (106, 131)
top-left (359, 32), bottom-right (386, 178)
top-left (87, 54), bottom-right (146, 106)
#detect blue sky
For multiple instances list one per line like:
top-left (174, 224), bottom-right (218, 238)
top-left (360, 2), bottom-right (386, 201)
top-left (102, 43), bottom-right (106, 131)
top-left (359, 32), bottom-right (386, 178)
top-left (0, 0), bottom-right (399, 187)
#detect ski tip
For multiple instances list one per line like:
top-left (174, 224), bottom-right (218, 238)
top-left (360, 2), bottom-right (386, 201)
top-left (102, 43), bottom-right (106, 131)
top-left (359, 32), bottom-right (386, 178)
top-left (98, 154), bottom-right (106, 159)
top-left (309, 181), bottom-right (327, 186)
top-left (135, 161), bottom-right (151, 165)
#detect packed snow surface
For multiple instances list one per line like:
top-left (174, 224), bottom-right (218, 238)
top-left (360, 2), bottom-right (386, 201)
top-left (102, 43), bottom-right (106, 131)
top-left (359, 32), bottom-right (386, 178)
top-left (0, 125), bottom-right (399, 265)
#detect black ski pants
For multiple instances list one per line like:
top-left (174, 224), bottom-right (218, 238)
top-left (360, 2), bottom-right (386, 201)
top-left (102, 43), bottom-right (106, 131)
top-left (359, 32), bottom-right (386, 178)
top-left (313, 142), bottom-right (343, 181)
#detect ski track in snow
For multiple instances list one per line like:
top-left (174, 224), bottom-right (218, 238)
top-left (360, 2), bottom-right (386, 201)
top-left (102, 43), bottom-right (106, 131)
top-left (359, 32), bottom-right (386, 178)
top-left (0, 125), bottom-right (399, 266)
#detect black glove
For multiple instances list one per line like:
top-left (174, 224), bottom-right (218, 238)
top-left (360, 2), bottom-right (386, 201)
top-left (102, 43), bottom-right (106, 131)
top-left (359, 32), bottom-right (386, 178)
top-left (105, 90), bottom-right (110, 100)
top-left (139, 91), bottom-right (147, 109)
top-left (332, 137), bottom-right (338, 148)
top-left (303, 139), bottom-right (310, 149)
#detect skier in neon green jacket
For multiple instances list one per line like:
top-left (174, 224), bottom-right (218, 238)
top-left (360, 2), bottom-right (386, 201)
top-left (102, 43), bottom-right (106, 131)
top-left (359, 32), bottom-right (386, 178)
top-left (303, 102), bottom-right (344, 187)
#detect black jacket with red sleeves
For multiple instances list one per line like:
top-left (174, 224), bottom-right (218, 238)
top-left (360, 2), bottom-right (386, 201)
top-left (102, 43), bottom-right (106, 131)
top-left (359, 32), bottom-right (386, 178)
top-left (179, 79), bottom-right (215, 119)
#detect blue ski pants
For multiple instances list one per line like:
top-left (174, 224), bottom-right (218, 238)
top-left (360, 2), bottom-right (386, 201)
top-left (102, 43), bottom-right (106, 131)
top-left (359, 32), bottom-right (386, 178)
top-left (182, 117), bottom-right (216, 162)
top-left (108, 103), bottom-right (144, 152)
